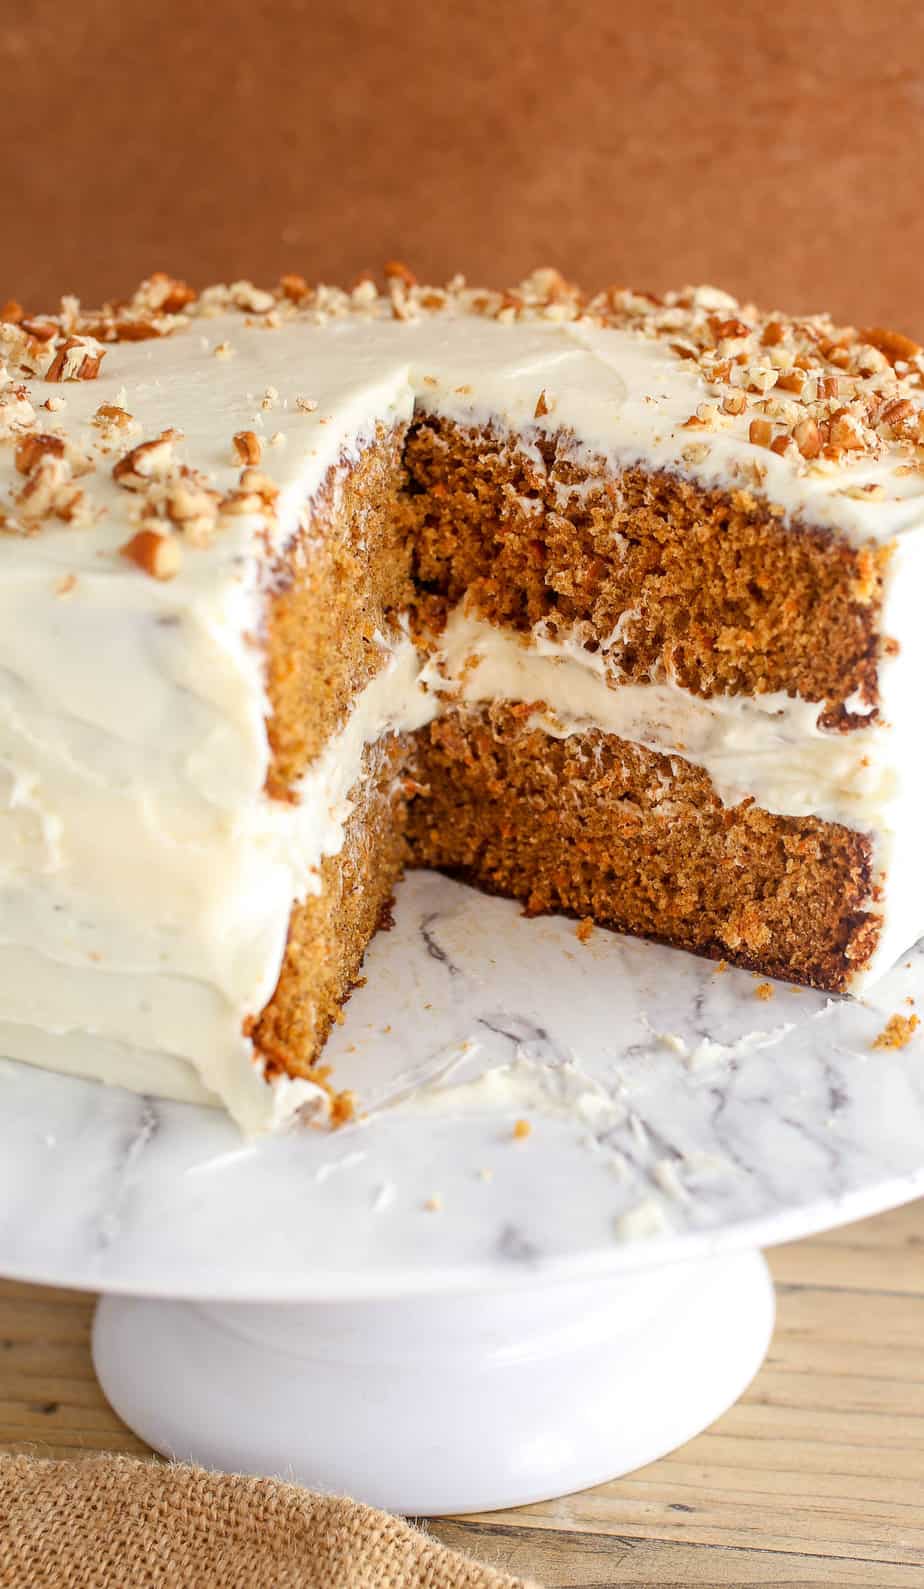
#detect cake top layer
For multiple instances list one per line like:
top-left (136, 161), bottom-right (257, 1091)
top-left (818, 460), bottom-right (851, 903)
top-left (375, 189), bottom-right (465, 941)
top-left (1, 267), bottom-right (923, 587)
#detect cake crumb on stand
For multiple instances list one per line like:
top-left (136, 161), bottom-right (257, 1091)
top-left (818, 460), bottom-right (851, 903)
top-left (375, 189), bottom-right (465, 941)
top-left (873, 1013), bottom-right (920, 1050)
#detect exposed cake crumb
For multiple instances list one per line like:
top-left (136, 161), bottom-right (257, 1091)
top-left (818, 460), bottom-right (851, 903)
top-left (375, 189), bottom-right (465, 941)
top-left (329, 1089), bottom-right (356, 1126)
top-left (873, 1013), bottom-right (920, 1050)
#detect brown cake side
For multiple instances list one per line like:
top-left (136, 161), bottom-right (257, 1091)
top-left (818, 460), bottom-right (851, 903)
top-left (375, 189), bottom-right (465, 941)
top-left (251, 428), bottom-right (412, 1104)
top-left (248, 734), bottom-right (409, 1118)
top-left (263, 424), bottom-right (412, 798)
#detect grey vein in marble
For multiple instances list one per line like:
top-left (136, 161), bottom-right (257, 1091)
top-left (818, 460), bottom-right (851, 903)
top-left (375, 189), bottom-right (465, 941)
top-left (0, 870), bottom-right (923, 1301)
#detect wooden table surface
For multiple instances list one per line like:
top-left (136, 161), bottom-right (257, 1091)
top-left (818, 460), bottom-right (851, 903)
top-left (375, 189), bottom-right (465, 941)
top-left (1, 1201), bottom-right (922, 1587)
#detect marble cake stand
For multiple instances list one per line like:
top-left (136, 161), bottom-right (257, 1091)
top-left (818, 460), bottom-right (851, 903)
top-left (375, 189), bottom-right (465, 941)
top-left (1, 871), bottom-right (923, 1515)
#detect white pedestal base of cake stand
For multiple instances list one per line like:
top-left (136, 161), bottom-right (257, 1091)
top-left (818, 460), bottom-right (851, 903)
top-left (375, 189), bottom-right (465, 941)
top-left (92, 1249), bottom-right (772, 1516)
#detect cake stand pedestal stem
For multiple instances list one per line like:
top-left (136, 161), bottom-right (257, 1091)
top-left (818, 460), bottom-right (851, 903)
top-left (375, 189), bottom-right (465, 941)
top-left (92, 1248), bottom-right (774, 1515)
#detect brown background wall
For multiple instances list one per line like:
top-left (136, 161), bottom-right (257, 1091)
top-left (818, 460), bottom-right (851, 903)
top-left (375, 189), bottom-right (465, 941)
top-left (3, 0), bottom-right (923, 332)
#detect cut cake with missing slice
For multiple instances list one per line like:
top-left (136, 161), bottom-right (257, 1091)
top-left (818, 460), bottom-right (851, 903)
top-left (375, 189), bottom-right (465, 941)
top-left (0, 266), bottom-right (922, 1131)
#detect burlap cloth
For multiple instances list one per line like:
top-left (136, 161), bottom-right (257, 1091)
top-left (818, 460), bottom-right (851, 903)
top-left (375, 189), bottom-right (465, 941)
top-left (0, 1454), bottom-right (541, 1588)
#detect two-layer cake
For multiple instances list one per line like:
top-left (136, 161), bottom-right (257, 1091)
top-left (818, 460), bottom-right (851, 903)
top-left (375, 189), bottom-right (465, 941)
top-left (1, 267), bottom-right (921, 1130)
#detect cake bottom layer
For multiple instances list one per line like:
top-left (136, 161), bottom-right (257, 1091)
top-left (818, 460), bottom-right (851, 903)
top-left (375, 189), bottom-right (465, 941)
top-left (404, 705), bottom-right (881, 993)
top-left (247, 703), bottom-right (882, 1102)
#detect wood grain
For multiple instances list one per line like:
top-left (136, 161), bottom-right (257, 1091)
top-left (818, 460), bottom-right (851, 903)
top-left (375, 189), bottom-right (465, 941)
top-left (1, 1203), bottom-right (922, 1586)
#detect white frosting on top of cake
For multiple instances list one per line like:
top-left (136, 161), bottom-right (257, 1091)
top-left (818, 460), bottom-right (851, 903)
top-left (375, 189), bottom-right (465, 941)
top-left (3, 294), bottom-right (923, 563)
top-left (0, 272), bottom-right (922, 1129)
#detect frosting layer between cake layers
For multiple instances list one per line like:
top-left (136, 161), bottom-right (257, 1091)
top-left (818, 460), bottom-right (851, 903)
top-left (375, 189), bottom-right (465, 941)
top-left (0, 295), bottom-right (922, 1129)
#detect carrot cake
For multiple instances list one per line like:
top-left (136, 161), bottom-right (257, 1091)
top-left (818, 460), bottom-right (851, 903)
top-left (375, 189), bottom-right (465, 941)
top-left (0, 266), bottom-right (922, 1132)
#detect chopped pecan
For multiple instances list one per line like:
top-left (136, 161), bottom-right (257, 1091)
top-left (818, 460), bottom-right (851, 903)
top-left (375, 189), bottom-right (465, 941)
top-left (0, 384), bottom-right (36, 436)
top-left (748, 418), bottom-right (773, 448)
top-left (829, 408), bottom-right (866, 450)
top-left (15, 454), bottom-right (85, 524)
top-left (15, 433), bottom-right (66, 474)
top-left (861, 326), bottom-right (921, 365)
top-left (879, 397), bottom-right (916, 433)
top-left (279, 273), bottom-right (309, 301)
top-left (112, 430), bottom-right (182, 489)
top-left (150, 273), bottom-right (197, 314)
top-left (92, 404), bottom-right (133, 429)
top-left (19, 318), bottom-right (57, 343)
top-left (110, 320), bottom-right (163, 342)
top-left (232, 430), bottom-right (262, 466)
top-left (128, 273), bottom-right (197, 315)
top-left (162, 477), bottom-right (222, 541)
top-left (709, 315), bottom-right (751, 341)
top-left (239, 467), bottom-right (278, 502)
top-left (383, 260), bottom-right (417, 288)
top-left (220, 467), bottom-right (279, 517)
top-left (45, 336), bottom-right (105, 382)
top-left (120, 529), bottom-right (182, 580)
top-left (793, 418), bottom-right (822, 458)
top-left (229, 281), bottom-right (275, 313)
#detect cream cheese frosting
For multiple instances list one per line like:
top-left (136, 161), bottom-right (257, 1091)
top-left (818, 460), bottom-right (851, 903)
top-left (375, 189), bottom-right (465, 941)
top-left (0, 274), bottom-right (922, 1130)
